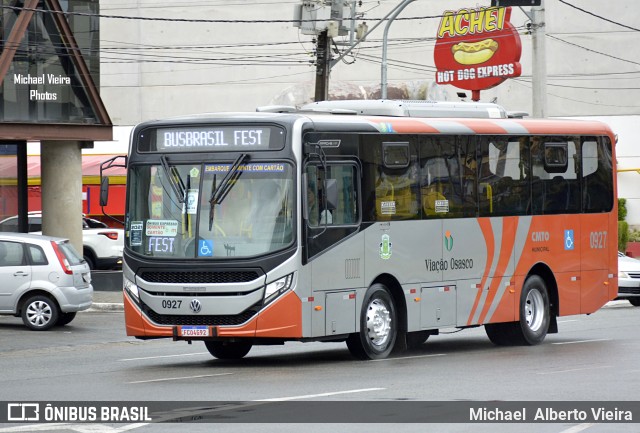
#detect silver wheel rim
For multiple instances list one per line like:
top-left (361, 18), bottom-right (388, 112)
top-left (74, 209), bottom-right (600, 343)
top-left (524, 288), bottom-right (544, 331)
top-left (26, 301), bottom-right (52, 328)
top-left (366, 298), bottom-right (392, 347)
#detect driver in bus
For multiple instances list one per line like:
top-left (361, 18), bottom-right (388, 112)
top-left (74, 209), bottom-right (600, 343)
top-left (307, 186), bottom-right (332, 225)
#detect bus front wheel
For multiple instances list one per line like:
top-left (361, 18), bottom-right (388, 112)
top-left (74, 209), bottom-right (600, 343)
top-left (204, 341), bottom-right (252, 360)
top-left (485, 275), bottom-right (550, 346)
top-left (347, 283), bottom-right (397, 360)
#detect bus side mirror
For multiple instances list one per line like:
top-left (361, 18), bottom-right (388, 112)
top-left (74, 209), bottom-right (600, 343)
top-left (325, 178), bottom-right (338, 211)
top-left (100, 177), bottom-right (110, 206)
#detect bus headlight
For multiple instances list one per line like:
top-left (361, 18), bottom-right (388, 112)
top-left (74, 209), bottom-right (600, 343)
top-left (124, 276), bottom-right (140, 300)
top-left (264, 273), bottom-right (294, 305)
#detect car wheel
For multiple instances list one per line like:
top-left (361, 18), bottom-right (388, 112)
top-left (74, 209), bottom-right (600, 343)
top-left (204, 341), bottom-right (252, 359)
top-left (21, 295), bottom-right (60, 331)
top-left (83, 253), bottom-right (95, 270)
top-left (628, 298), bottom-right (640, 307)
top-left (56, 312), bottom-right (77, 326)
top-left (347, 283), bottom-right (397, 360)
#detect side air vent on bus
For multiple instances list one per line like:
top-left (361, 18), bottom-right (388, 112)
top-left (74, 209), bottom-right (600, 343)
top-left (139, 270), bottom-right (261, 284)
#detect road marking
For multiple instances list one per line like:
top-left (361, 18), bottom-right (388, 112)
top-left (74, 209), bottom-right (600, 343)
top-left (552, 339), bottom-right (610, 345)
top-left (256, 387), bottom-right (385, 402)
top-left (0, 423), bottom-right (145, 432)
top-left (118, 352), bottom-right (208, 361)
top-left (128, 372), bottom-right (233, 384)
top-left (372, 353), bottom-right (446, 362)
top-left (559, 423), bottom-right (596, 433)
top-left (536, 365), bottom-right (611, 375)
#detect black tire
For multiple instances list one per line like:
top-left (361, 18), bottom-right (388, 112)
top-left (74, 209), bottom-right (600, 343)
top-left (347, 283), bottom-right (397, 360)
top-left (56, 312), bottom-right (77, 326)
top-left (21, 295), bottom-right (60, 331)
top-left (629, 298), bottom-right (640, 307)
top-left (204, 341), bottom-right (252, 360)
top-left (83, 253), bottom-right (95, 270)
top-left (406, 331), bottom-right (431, 349)
top-left (485, 275), bottom-right (550, 346)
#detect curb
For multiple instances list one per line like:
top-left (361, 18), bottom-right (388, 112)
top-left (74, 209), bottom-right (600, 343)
top-left (86, 303), bottom-right (124, 312)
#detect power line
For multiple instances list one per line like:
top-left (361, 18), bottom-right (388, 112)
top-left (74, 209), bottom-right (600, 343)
top-left (512, 78), bottom-right (640, 109)
top-left (0, 4), bottom-right (445, 24)
top-left (558, 0), bottom-right (640, 32)
top-left (547, 34), bottom-right (640, 67)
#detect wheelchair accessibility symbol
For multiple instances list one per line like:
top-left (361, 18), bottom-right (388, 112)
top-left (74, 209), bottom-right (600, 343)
top-left (198, 239), bottom-right (213, 257)
top-left (564, 230), bottom-right (574, 251)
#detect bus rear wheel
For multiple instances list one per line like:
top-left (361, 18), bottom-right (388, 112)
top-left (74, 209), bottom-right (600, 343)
top-left (204, 341), bottom-right (252, 360)
top-left (347, 283), bottom-right (397, 360)
top-left (485, 275), bottom-right (550, 346)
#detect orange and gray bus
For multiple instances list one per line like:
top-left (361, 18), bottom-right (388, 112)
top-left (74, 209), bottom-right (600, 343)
top-left (117, 100), bottom-right (618, 360)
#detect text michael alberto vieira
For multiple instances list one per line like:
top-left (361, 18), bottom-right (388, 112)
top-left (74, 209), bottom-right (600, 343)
top-left (470, 406), bottom-right (633, 422)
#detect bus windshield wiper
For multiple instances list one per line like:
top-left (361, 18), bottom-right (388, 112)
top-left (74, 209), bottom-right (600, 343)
top-left (160, 155), bottom-right (185, 203)
top-left (208, 153), bottom-right (248, 230)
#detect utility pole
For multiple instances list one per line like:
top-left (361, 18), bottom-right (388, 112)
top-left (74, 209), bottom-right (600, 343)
top-left (531, 0), bottom-right (546, 117)
top-left (314, 30), bottom-right (331, 101)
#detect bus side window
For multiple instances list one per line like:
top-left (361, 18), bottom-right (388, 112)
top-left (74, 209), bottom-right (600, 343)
top-left (420, 136), bottom-right (459, 218)
top-left (538, 139), bottom-right (580, 214)
top-left (359, 136), bottom-right (417, 221)
top-left (478, 140), bottom-right (500, 217)
top-left (582, 138), bottom-right (613, 213)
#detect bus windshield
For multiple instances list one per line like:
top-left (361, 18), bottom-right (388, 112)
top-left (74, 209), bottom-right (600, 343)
top-left (126, 161), bottom-right (294, 259)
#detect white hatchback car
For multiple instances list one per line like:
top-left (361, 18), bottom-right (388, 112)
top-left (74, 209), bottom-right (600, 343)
top-left (0, 212), bottom-right (123, 270)
top-left (617, 251), bottom-right (640, 307)
top-left (0, 232), bottom-right (93, 330)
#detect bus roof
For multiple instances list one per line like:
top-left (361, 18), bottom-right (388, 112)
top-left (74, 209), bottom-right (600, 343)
top-left (298, 99), bottom-right (509, 119)
top-left (136, 101), bottom-right (615, 138)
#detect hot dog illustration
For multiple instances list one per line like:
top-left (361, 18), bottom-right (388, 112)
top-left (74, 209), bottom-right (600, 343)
top-left (452, 39), bottom-right (499, 65)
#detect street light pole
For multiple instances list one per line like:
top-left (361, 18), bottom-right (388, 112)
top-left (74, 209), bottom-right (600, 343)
top-left (381, 0), bottom-right (416, 99)
top-left (531, 0), bottom-right (547, 117)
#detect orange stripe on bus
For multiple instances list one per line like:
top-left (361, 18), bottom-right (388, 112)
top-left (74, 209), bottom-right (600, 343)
top-left (478, 217), bottom-right (518, 324)
top-left (374, 119), bottom-right (441, 134)
top-left (458, 119), bottom-right (509, 134)
top-left (511, 119), bottom-right (610, 135)
top-left (467, 218), bottom-right (495, 325)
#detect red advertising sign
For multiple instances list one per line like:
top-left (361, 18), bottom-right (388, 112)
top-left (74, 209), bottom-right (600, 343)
top-left (434, 7), bottom-right (522, 95)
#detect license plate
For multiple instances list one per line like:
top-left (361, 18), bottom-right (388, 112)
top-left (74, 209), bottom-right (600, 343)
top-left (180, 326), bottom-right (209, 337)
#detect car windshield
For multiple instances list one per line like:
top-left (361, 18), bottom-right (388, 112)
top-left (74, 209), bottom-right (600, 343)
top-left (126, 161), bottom-right (294, 259)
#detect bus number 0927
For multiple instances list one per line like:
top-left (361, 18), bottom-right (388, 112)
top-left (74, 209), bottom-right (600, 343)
top-left (162, 300), bottom-right (182, 309)
top-left (590, 231), bottom-right (607, 249)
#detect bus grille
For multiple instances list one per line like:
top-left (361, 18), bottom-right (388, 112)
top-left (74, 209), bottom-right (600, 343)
top-left (139, 270), bottom-right (260, 284)
top-left (141, 303), bottom-right (258, 326)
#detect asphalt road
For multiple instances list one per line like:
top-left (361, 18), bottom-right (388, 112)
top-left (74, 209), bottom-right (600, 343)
top-left (0, 301), bottom-right (638, 433)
